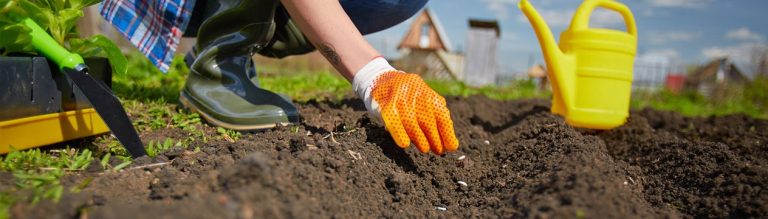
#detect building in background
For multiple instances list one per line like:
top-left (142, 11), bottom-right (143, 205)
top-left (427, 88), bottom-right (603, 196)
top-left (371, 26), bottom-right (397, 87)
top-left (685, 58), bottom-right (749, 97)
top-left (462, 19), bottom-right (500, 87)
top-left (526, 64), bottom-right (548, 91)
top-left (394, 9), bottom-right (463, 80)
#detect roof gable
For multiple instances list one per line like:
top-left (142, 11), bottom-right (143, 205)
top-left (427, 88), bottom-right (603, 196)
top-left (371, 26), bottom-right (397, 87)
top-left (398, 9), bottom-right (453, 52)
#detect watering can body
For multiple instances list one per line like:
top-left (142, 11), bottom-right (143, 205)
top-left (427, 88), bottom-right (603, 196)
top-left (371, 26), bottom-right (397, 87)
top-left (519, 0), bottom-right (637, 129)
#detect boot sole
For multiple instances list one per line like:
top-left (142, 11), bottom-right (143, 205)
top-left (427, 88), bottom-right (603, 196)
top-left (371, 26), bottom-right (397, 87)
top-left (179, 94), bottom-right (292, 131)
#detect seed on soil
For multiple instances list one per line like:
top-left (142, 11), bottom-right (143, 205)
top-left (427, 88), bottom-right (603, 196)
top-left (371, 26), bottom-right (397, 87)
top-left (436, 207), bottom-right (447, 211)
top-left (484, 140), bottom-right (490, 145)
top-left (457, 181), bottom-right (468, 187)
top-left (347, 150), bottom-right (362, 160)
top-left (458, 155), bottom-right (466, 160)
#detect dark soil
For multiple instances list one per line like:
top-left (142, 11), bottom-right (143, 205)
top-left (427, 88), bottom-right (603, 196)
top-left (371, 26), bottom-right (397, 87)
top-left (9, 96), bottom-right (768, 218)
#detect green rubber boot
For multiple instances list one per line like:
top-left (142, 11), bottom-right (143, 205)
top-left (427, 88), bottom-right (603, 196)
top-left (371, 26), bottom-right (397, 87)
top-left (180, 0), bottom-right (299, 130)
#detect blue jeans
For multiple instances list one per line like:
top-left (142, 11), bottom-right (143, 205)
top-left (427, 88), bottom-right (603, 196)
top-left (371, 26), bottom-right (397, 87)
top-left (186, 0), bottom-right (428, 53)
top-left (186, 0), bottom-right (427, 36)
top-left (341, 0), bottom-right (428, 35)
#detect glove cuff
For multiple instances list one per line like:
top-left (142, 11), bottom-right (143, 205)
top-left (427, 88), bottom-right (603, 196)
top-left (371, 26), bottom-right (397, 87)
top-left (352, 57), bottom-right (396, 119)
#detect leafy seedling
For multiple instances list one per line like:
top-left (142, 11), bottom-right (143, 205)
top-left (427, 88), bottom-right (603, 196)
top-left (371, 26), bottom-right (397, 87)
top-left (0, 0), bottom-right (127, 75)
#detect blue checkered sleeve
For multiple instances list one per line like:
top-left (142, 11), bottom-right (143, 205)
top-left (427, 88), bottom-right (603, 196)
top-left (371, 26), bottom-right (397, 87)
top-left (100, 0), bottom-right (196, 73)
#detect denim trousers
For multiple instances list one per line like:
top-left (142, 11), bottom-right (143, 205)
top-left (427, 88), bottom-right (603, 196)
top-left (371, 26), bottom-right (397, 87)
top-left (187, 0), bottom-right (427, 35)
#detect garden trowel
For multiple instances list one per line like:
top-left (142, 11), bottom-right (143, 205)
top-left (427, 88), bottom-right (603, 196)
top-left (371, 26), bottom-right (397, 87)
top-left (20, 18), bottom-right (147, 158)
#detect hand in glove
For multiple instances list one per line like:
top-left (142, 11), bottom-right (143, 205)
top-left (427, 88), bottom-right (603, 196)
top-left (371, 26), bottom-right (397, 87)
top-left (353, 57), bottom-right (459, 155)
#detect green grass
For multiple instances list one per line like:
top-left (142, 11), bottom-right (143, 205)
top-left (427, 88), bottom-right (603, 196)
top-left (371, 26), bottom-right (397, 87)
top-left (260, 71), bottom-right (352, 101)
top-left (631, 78), bottom-right (768, 118)
top-left (112, 53), bottom-right (188, 102)
top-left (0, 148), bottom-right (101, 205)
top-left (426, 79), bottom-right (550, 100)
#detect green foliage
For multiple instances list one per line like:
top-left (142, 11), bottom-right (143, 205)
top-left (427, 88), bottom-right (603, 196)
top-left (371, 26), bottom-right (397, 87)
top-left (0, 148), bottom-right (93, 204)
top-left (0, 0), bottom-right (127, 75)
top-left (69, 35), bottom-right (128, 75)
top-left (217, 127), bottom-right (241, 142)
top-left (426, 79), bottom-right (549, 100)
top-left (0, 0), bottom-right (33, 55)
top-left (113, 53), bottom-right (188, 102)
top-left (260, 71), bottom-right (351, 102)
top-left (631, 77), bottom-right (768, 119)
top-left (258, 72), bottom-right (550, 102)
top-left (0, 192), bottom-right (14, 219)
top-left (146, 138), bottom-right (186, 158)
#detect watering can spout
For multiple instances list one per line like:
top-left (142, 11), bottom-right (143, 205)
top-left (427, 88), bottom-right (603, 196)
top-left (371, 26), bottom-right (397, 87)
top-left (518, 0), bottom-right (565, 65)
top-left (518, 0), bottom-right (571, 116)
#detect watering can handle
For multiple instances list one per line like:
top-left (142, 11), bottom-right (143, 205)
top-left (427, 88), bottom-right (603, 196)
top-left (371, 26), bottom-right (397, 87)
top-left (571, 0), bottom-right (637, 37)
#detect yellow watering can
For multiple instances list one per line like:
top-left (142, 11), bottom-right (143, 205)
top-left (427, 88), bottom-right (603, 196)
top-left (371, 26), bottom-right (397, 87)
top-left (519, 0), bottom-right (637, 130)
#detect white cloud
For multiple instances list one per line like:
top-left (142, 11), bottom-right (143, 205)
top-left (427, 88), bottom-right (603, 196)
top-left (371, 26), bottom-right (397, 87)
top-left (646, 0), bottom-right (712, 8)
top-left (591, 9), bottom-right (628, 28)
top-left (726, 27), bottom-right (765, 42)
top-left (643, 49), bottom-right (681, 60)
top-left (481, 0), bottom-right (517, 20)
top-left (647, 31), bottom-right (698, 45)
top-left (517, 9), bottom-right (574, 27)
top-left (515, 7), bottom-right (625, 29)
top-left (702, 42), bottom-right (768, 74)
top-left (703, 42), bottom-right (765, 59)
top-left (485, 0), bottom-right (571, 21)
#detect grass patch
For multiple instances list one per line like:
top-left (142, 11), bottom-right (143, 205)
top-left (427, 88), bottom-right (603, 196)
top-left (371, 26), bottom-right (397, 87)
top-left (631, 77), bottom-right (768, 118)
top-left (0, 148), bottom-right (99, 204)
top-left (426, 79), bottom-right (549, 100)
top-left (259, 71), bottom-right (351, 102)
top-left (112, 53), bottom-right (188, 102)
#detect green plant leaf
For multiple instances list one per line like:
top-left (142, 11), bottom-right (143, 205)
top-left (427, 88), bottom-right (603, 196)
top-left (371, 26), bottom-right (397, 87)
top-left (70, 35), bottom-right (128, 75)
top-left (17, 0), bottom-right (52, 30)
top-left (88, 35), bottom-right (128, 75)
top-left (0, 24), bottom-right (32, 55)
top-left (57, 8), bottom-right (82, 39)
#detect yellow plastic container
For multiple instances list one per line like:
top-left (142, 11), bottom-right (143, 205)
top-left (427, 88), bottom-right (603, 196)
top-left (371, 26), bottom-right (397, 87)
top-left (519, 0), bottom-right (637, 129)
top-left (0, 108), bottom-right (109, 154)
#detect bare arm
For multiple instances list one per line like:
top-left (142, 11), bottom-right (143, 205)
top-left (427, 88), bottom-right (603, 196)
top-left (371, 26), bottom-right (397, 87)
top-left (280, 0), bottom-right (380, 81)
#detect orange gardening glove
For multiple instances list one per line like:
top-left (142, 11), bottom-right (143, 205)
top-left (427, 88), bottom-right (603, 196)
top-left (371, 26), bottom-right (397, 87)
top-left (353, 57), bottom-right (459, 155)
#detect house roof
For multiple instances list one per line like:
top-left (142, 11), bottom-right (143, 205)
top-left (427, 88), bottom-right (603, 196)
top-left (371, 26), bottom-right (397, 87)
top-left (425, 8), bottom-right (453, 51)
top-left (397, 9), bottom-right (453, 52)
top-left (686, 58), bottom-right (749, 86)
top-left (527, 65), bottom-right (547, 78)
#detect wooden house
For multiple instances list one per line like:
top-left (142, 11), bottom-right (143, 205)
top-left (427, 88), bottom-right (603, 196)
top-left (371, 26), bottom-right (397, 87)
top-left (685, 58), bottom-right (749, 97)
top-left (394, 9), bottom-right (462, 80)
top-left (526, 64), bottom-right (548, 91)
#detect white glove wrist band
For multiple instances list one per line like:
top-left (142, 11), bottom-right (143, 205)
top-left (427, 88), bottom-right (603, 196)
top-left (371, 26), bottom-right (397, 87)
top-left (352, 57), bottom-right (396, 120)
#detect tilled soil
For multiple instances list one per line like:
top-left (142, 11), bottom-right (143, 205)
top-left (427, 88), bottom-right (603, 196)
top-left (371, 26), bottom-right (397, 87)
top-left (9, 96), bottom-right (768, 218)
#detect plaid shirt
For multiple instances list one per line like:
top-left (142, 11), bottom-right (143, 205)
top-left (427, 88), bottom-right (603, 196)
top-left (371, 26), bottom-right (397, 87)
top-left (100, 0), bottom-right (196, 73)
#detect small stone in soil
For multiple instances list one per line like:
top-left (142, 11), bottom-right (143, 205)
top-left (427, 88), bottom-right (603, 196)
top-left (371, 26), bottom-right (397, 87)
top-left (483, 140), bottom-right (490, 145)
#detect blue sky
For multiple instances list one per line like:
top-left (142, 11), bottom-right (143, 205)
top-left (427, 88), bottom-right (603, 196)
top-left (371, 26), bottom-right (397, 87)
top-left (364, 0), bottom-right (768, 77)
